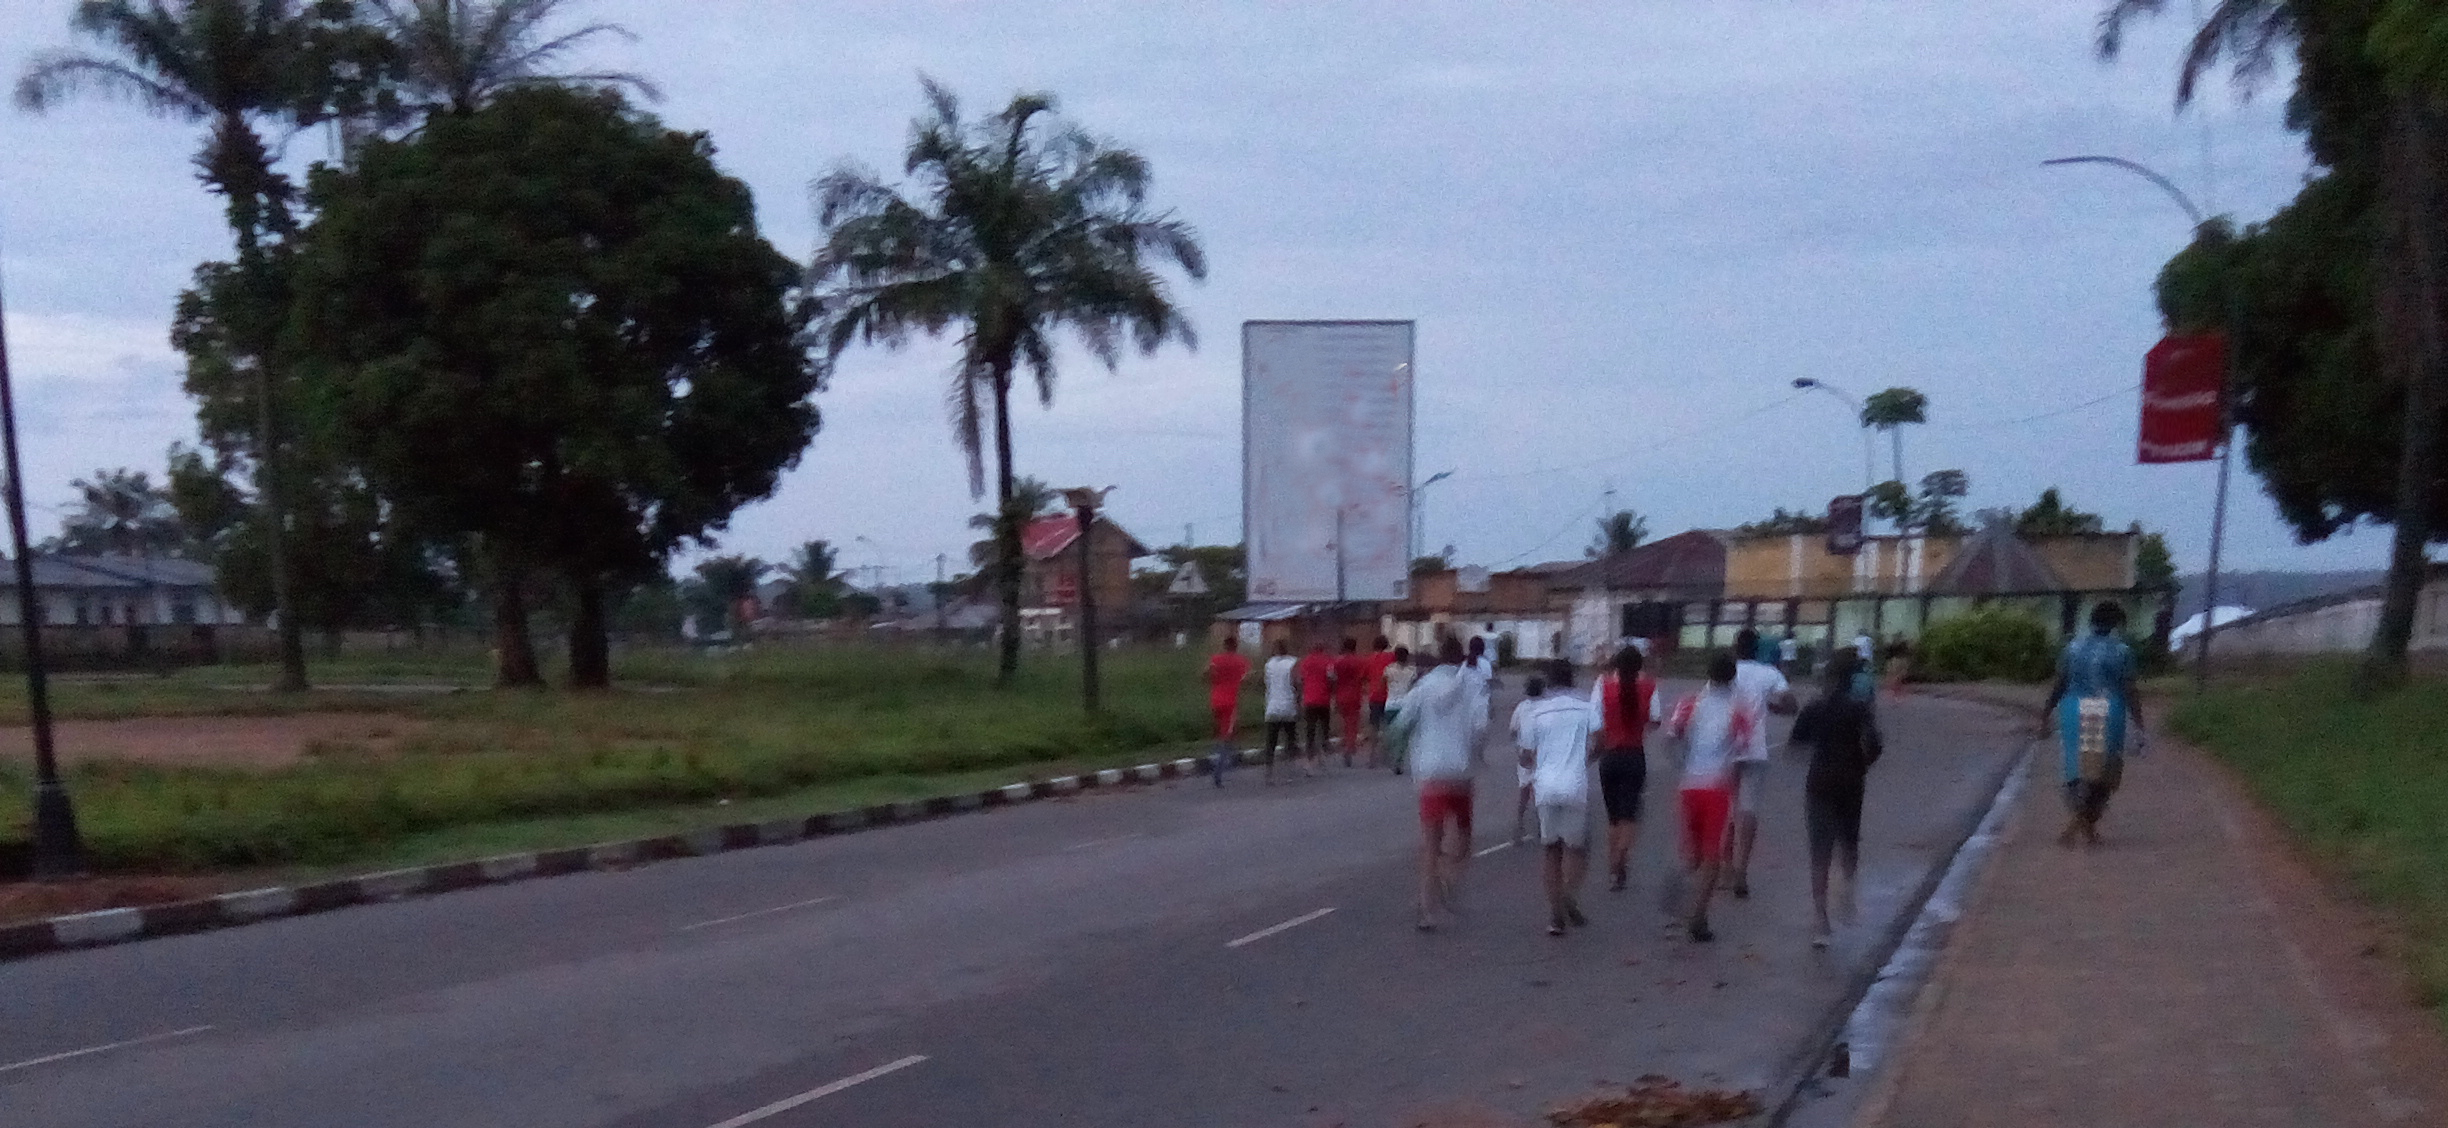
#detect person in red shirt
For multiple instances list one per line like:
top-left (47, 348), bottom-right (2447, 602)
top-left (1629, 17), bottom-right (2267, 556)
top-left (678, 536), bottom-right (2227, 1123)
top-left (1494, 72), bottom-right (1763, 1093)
top-left (1332, 637), bottom-right (1370, 767)
top-left (1204, 636), bottom-right (1251, 786)
top-left (1296, 642), bottom-right (1335, 776)
top-left (1591, 645), bottom-right (1660, 891)
top-left (1363, 636), bottom-right (1398, 767)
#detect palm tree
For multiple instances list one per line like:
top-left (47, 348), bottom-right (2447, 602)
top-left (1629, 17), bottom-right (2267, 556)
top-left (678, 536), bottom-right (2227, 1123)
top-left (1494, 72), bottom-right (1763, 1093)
top-left (16, 0), bottom-right (343, 692)
top-left (1860, 387), bottom-right (1928, 486)
top-left (55, 469), bottom-right (188, 557)
top-left (1586, 509), bottom-right (1648, 558)
top-left (780, 539), bottom-right (845, 618)
top-left (356, 0), bottom-right (656, 118)
top-left (966, 476), bottom-right (1059, 572)
top-left (811, 79), bottom-right (1207, 684)
top-left (2101, 0), bottom-right (2443, 690)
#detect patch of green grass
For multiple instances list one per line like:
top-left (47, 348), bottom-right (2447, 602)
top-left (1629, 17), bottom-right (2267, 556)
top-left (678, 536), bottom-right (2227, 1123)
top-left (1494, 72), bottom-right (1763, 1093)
top-left (2173, 662), bottom-right (2448, 1026)
top-left (0, 645), bottom-right (1227, 873)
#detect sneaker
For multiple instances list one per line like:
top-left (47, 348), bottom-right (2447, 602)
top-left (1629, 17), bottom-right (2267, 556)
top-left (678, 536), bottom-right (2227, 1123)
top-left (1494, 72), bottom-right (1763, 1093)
top-left (1609, 868), bottom-right (1628, 893)
top-left (1731, 877), bottom-right (1750, 900)
top-left (1688, 919), bottom-right (1715, 943)
top-left (1548, 916), bottom-right (1568, 937)
top-left (1565, 903), bottom-right (1589, 928)
top-left (1811, 930), bottom-right (1832, 950)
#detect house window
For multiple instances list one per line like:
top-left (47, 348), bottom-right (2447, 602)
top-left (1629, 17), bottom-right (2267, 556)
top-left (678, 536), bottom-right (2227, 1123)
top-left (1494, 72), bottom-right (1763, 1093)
top-left (74, 600), bottom-right (92, 626)
top-left (172, 598), bottom-right (197, 625)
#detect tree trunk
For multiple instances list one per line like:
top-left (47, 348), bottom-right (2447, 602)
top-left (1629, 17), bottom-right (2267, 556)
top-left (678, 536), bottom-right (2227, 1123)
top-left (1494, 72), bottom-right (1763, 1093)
top-left (568, 574), bottom-right (612, 689)
top-left (490, 546), bottom-right (544, 689)
top-left (993, 363), bottom-right (1023, 686)
top-left (1891, 429), bottom-right (1904, 487)
top-left (2363, 90), bottom-right (2448, 693)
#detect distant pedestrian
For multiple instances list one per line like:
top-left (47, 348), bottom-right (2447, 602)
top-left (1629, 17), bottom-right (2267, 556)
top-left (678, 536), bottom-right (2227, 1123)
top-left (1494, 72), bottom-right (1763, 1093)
top-left (1297, 641), bottom-right (1334, 776)
top-left (1333, 637), bottom-right (1370, 767)
top-left (1853, 631), bottom-right (1875, 664)
top-left (1383, 647), bottom-right (1418, 773)
top-left (1204, 636), bottom-right (1251, 786)
top-left (1667, 653), bottom-right (1754, 943)
top-left (1882, 639), bottom-right (1914, 699)
top-left (1365, 636), bottom-right (1398, 767)
top-left (1518, 660), bottom-right (1599, 936)
top-left (1261, 641), bottom-right (1300, 785)
top-left (1590, 645), bottom-right (1659, 892)
top-left (1789, 650), bottom-right (1884, 948)
top-left (2042, 602), bottom-right (2144, 847)
top-left (1724, 627), bottom-right (1797, 900)
top-left (1508, 673), bottom-right (1549, 845)
top-left (1387, 637), bottom-right (1479, 931)
top-left (1462, 635), bottom-right (1496, 746)
top-left (1779, 633), bottom-right (1800, 668)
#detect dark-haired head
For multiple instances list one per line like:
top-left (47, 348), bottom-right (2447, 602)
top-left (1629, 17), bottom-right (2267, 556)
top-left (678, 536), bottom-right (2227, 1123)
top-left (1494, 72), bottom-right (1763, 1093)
top-left (1222, 635), bottom-right (1238, 651)
top-left (1341, 637), bottom-right (1359, 653)
top-left (2090, 601), bottom-right (2128, 635)
top-left (1613, 645), bottom-right (1644, 679)
top-left (1545, 658), bottom-right (1575, 690)
top-left (1373, 635), bottom-right (1391, 651)
top-left (1825, 649), bottom-right (1860, 693)
top-left (1708, 652), bottom-right (1738, 685)
top-left (1466, 635), bottom-right (1486, 657)
top-left (1393, 645), bottom-right (1410, 663)
top-left (1524, 675), bottom-right (1546, 698)
top-left (1734, 627), bottom-right (1759, 660)
top-left (1438, 636), bottom-right (1466, 665)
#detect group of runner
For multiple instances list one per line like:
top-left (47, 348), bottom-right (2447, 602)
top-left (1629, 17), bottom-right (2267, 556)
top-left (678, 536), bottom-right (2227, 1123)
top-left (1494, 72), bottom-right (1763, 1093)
top-left (1204, 625), bottom-right (1892, 945)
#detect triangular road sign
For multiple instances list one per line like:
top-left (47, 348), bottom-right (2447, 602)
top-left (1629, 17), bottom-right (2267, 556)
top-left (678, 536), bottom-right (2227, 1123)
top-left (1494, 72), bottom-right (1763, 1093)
top-left (1167, 563), bottom-right (1209, 596)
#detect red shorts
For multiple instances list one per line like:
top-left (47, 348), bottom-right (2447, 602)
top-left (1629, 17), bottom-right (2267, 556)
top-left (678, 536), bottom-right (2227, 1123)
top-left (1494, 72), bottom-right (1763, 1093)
top-left (1418, 780), bottom-right (1474, 837)
top-left (1336, 701), bottom-right (1364, 730)
top-left (1679, 787), bottom-right (1732, 865)
top-left (1210, 697), bottom-right (1238, 739)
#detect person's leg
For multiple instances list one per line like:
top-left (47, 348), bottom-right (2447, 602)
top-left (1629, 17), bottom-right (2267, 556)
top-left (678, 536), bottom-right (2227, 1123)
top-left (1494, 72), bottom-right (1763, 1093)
top-left (1728, 762), bottom-right (1761, 898)
top-left (1515, 780), bottom-right (1534, 844)
top-left (1542, 840), bottom-right (1567, 934)
top-left (1836, 785), bottom-right (1864, 924)
top-left (1806, 789), bottom-right (1836, 944)
top-left (1687, 790), bottom-right (1727, 941)
top-left (2060, 779), bottom-right (2087, 847)
top-left (1417, 804), bottom-right (1445, 929)
top-left (2085, 757), bottom-right (2125, 844)
top-left (1340, 707), bottom-right (1360, 767)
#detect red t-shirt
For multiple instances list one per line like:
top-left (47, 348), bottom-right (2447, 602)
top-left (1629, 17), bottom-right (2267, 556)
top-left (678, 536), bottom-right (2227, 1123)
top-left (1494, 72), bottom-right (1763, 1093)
top-left (1298, 653), bottom-right (1333, 706)
top-left (1598, 672), bottom-right (1657, 751)
top-left (1365, 651), bottom-right (1397, 703)
top-left (1206, 652), bottom-right (1249, 705)
top-left (1332, 653), bottom-right (1369, 708)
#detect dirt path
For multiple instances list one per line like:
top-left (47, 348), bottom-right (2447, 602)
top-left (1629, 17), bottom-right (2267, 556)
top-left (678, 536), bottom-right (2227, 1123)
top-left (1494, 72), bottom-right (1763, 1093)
top-left (0, 713), bottom-right (424, 768)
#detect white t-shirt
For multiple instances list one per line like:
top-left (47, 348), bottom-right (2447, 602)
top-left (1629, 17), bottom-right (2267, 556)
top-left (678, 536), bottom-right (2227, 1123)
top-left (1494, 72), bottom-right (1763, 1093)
top-left (1669, 687), bottom-right (1753, 789)
top-left (1384, 661), bottom-right (1418, 702)
top-left (1262, 655), bottom-right (1299, 720)
top-left (1461, 656), bottom-right (1494, 738)
top-left (1853, 634), bottom-right (1875, 661)
top-left (1397, 666), bottom-right (1478, 784)
top-left (1515, 693), bottom-right (1598, 806)
top-left (1731, 659), bottom-right (1789, 763)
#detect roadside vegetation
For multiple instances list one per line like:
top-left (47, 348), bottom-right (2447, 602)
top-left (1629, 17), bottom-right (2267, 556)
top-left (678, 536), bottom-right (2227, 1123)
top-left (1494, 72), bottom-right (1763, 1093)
top-left (0, 646), bottom-right (1213, 874)
top-left (2173, 662), bottom-right (2448, 1024)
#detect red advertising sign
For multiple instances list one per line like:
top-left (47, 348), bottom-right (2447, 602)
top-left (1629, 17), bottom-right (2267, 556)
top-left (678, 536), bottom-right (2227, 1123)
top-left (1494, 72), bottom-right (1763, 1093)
top-left (2139, 334), bottom-right (2226, 463)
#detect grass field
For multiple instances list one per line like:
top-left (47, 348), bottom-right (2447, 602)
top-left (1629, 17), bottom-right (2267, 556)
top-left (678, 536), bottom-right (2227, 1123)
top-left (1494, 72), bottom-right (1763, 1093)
top-left (0, 645), bottom-right (1220, 875)
top-left (2173, 662), bottom-right (2448, 1025)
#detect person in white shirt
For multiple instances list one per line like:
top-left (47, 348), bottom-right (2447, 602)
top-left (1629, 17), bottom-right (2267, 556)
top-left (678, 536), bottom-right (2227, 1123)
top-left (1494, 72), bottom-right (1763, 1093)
top-left (1461, 635), bottom-right (1496, 741)
top-left (1668, 653), bottom-right (1756, 943)
top-left (1260, 641), bottom-right (1300, 786)
top-left (1516, 660), bottom-right (1600, 936)
top-left (1387, 637), bottom-right (1478, 931)
top-left (1382, 646), bottom-right (1418, 774)
top-left (1725, 627), bottom-right (1798, 899)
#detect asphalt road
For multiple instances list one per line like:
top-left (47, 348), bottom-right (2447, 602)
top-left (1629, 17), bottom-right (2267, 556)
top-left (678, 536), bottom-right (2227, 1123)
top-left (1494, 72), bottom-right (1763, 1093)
top-left (0, 685), bottom-right (2027, 1128)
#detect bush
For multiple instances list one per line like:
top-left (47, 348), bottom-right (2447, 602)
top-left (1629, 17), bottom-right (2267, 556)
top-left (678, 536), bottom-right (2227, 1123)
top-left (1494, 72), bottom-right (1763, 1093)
top-left (1916, 607), bottom-right (2056, 682)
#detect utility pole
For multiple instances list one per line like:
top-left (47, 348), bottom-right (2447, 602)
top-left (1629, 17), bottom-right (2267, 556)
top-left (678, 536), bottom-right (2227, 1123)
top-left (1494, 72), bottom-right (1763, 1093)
top-left (1064, 487), bottom-right (1113, 712)
top-left (0, 261), bottom-right (81, 878)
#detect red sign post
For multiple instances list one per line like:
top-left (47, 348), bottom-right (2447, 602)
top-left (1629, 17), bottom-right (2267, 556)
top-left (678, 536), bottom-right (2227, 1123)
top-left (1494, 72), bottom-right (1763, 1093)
top-left (2139, 334), bottom-right (2226, 463)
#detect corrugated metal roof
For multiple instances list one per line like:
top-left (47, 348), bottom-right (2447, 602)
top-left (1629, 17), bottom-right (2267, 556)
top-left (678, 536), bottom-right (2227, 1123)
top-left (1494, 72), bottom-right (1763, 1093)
top-left (1928, 524), bottom-right (2068, 594)
top-left (1542, 529), bottom-right (1728, 592)
top-left (1019, 515), bottom-right (1151, 561)
top-left (1216, 602), bottom-right (1315, 622)
top-left (0, 555), bottom-right (218, 590)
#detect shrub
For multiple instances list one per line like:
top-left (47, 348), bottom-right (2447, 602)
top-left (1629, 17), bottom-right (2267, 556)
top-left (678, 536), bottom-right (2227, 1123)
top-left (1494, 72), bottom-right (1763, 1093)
top-left (1916, 607), bottom-right (2056, 682)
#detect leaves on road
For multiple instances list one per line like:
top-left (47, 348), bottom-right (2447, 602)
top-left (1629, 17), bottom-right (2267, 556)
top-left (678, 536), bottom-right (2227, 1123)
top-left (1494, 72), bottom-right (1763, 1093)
top-left (1545, 1075), bottom-right (1763, 1127)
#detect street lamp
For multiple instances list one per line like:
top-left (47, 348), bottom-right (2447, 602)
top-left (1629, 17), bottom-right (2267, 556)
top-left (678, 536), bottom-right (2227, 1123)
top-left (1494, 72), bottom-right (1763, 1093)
top-left (1791, 377), bottom-right (1877, 494)
top-left (1409, 469), bottom-right (1455, 565)
top-left (1061, 485), bottom-right (1115, 713)
top-left (2045, 154), bottom-right (2230, 691)
top-left (0, 258), bottom-right (81, 878)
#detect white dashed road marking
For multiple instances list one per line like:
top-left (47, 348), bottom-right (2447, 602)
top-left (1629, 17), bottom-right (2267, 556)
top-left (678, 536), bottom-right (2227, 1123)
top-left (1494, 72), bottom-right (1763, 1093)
top-left (1225, 907), bottom-right (1336, 949)
top-left (678, 896), bottom-right (837, 932)
top-left (1473, 840), bottom-right (1514, 858)
top-left (1061, 832), bottom-right (1146, 852)
top-left (0, 1026), bottom-right (214, 1075)
top-left (703, 1055), bottom-right (929, 1128)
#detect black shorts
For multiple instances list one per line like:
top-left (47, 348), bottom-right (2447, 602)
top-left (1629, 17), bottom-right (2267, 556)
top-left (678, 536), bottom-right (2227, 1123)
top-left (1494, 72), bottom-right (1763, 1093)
top-left (1806, 782), bottom-right (1865, 867)
top-left (1597, 749), bottom-right (1647, 823)
top-left (1368, 701), bottom-right (1388, 726)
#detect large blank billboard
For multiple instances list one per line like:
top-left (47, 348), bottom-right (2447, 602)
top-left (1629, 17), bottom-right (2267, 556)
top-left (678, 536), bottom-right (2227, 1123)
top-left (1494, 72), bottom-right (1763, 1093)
top-left (1243, 320), bottom-right (1414, 602)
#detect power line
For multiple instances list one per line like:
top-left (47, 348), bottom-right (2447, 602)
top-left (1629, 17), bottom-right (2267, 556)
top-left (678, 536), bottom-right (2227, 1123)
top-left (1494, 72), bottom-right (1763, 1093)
top-left (1929, 384), bottom-right (2140, 430)
top-left (1451, 392), bottom-right (1808, 484)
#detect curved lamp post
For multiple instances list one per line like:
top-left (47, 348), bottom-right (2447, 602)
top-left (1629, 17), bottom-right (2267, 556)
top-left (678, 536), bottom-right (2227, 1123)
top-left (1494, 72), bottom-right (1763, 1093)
top-left (1409, 469), bottom-right (1455, 566)
top-left (1062, 486), bottom-right (1115, 713)
top-left (2045, 154), bottom-right (2229, 691)
top-left (1791, 377), bottom-right (1877, 494)
top-left (0, 259), bottom-right (80, 877)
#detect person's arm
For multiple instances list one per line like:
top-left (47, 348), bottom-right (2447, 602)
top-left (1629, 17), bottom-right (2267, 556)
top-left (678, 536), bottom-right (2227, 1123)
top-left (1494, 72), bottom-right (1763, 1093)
top-left (1767, 671), bottom-right (1799, 715)
top-left (2039, 648), bottom-right (2070, 731)
top-left (1862, 712), bottom-right (1885, 768)
top-left (1788, 700), bottom-right (1821, 748)
top-left (2119, 651), bottom-right (2145, 741)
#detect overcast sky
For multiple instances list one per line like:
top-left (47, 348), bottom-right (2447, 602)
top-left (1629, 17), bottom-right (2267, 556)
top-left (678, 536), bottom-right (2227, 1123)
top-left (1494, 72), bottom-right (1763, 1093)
top-left (0, 1), bottom-right (2402, 591)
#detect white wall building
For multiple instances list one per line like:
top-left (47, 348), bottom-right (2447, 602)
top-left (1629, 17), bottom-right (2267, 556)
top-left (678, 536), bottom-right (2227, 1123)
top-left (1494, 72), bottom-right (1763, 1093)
top-left (0, 556), bottom-right (245, 627)
top-left (2212, 567), bottom-right (2448, 657)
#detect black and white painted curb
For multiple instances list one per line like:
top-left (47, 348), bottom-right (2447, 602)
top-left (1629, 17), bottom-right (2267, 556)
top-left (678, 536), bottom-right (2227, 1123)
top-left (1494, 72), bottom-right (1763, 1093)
top-left (1, 747), bottom-right (1272, 964)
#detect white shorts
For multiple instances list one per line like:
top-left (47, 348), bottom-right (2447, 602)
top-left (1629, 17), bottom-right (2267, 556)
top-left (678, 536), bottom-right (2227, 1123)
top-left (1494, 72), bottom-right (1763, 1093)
top-left (1733, 760), bottom-right (1769, 815)
top-left (1536, 801), bottom-right (1590, 849)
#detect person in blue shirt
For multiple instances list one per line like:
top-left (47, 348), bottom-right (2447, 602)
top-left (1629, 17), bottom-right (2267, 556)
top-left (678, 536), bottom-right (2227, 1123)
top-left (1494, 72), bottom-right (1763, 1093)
top-left (2040, 602), bottom-right (2145, 847)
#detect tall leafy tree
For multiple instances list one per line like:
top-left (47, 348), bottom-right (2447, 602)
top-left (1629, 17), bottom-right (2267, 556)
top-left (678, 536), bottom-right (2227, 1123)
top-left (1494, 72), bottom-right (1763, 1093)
top-left (47, 469), bottom-right (190, 557)
top-left (781, 539), bottom-right (847, 619)
top-left (16, 0), bottom-right (365, 691)
top-left (356, 0), bottom-right (655, 117)
top-left (2104, 0), bottom-right (2446, 689)
top-left (688, 554), bottom-right (768, 633)
top-left (1859, 386), bottom-right (1928, 485)
top-left (287, 87), bottom-right (821, 687)
top-left (1586, 509), bottom-right (1649, 558)
top-left (1914, 469), bottom-right (1972, 535)
top-left (811, 79), bottom-right (1207, 685)
top-left (2016, 487), bottom-right (2107, 536)
top-left (965, 475), bottom-right (1059, 571)
top-left (1736, 507), bottom-right (1832, 535)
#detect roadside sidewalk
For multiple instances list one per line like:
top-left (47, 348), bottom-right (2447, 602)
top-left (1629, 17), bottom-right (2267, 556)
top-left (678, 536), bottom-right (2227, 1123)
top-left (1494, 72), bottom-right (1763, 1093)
top-left (1857, 688), bottom-right (2448, 1127)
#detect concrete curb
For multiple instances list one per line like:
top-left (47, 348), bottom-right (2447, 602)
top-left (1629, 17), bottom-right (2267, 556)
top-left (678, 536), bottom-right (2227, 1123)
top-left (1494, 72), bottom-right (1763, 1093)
top-left (0, 747), bottom-right (1260, 965)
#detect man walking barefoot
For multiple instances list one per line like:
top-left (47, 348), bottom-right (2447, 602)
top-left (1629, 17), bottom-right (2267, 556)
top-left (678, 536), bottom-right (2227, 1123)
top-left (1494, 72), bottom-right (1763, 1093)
top-left (1204, 636), bottom-right (1251, 786)
top-left (1590, 645), bottom-right (1658, 892)
top-left (1518, 660), bottom-right (1600, 936)
top-left (1724, 627), bottom-right (1797, 899)
top-left (1669, 654), bottom-right (1753, 943)
top-left (1388, 638), bottom-right (1477, 931)
top-left (1789, 650), bottom-right (1883, 947)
